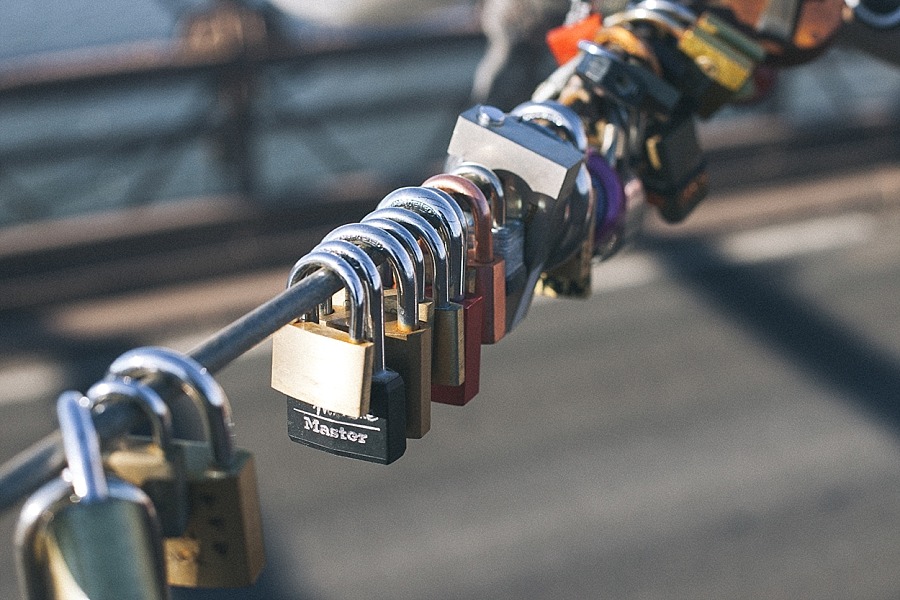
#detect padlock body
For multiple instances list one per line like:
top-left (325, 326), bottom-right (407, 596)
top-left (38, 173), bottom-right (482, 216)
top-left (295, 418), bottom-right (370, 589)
top-left (385, 320), bottom-right (433, 439)
top-left (105, 439), bottom-right (189, 538)
top-left (471, 258), bottom-right (506, 344)
top-left (432, 294), bottom-right (483, 406)
top-left (640, 116), bottom-right (709, 223)
top-left (165, 444), bottom-right (265, 588)
top-left (288, 369), bottom-right (407, 464)
top-left (431, 301), bottom-right (465, 386)
top-left (45, 490), bottom-right (168, 600)
top-left (271, 320), bottom-right (373, 418)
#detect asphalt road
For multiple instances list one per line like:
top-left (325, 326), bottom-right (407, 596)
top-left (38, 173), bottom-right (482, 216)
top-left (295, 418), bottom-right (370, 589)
top-left (1, 162), bottom-right (900, 599)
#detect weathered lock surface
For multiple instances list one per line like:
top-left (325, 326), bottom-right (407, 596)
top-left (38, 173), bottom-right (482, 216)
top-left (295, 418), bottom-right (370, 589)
top-left (16, 390), bottom-right (168, 600)
top-left (107, 347), bottom-right (265, 588)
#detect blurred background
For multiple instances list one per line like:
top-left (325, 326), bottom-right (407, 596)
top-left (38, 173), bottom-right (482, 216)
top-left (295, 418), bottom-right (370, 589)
top-left (1, 1), bottom-right (899, 598)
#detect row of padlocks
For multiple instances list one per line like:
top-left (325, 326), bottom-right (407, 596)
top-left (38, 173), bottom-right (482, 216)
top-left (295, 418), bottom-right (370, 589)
top-left (9, 0), bottom-right (869, 597)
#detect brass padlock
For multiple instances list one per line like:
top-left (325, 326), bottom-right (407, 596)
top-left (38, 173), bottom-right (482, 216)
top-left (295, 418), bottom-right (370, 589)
top-left (424, 173), bottom-right (507, 344)
top-left (272, 248), bottom-right (375, 418)
top-left (107, 347), bottom-right (265, 588)
top-left (296, 240), bottom-right (408, 463)
top-left (366, 205), bottom-right (464, 387)
top-left (88, 378), bottom-right (189, 538)
top-left (16, 391), bottom-right (168, 600)
top-left (322, 223), bottom-right (433, 439)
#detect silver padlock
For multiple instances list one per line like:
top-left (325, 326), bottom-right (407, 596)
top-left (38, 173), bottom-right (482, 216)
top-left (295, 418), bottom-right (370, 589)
top-left (16, 391), bottom-right (168, 600)
top-left (445, 102), bottom-right (590, 329)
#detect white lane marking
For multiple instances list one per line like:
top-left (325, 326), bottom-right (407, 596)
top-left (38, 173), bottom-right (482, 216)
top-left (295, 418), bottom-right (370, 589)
top-left (716, 213), bottom-right (877, 265)
top-left (0, 360), bottom-right (66, 406)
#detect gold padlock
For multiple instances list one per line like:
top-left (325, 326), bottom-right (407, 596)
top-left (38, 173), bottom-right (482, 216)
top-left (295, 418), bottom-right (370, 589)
top-left (89, 377), bottom-right (189, 539)
top-left (272, 251), bottom-right (375, 418)
top-left (107, 347), bottom-right (265, 588)
top-left (322, 223), bottom-right (433, 439)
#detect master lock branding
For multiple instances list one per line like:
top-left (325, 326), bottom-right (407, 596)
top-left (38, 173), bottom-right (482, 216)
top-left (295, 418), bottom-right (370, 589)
top-left (293, 404), bottom-right (376, 444)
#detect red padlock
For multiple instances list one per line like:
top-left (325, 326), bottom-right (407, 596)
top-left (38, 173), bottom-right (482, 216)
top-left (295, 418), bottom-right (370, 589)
top-left (423, 174), bottom-right (506, 344)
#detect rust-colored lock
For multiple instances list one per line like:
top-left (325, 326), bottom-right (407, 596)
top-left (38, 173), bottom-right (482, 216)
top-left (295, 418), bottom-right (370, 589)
top-left (423, 173), bottom-right (506, 344)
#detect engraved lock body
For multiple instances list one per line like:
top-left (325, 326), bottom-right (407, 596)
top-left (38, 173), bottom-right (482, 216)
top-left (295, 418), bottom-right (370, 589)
top-left (376, 190), bottom-right (469, 387)
top-left (311, 240), bottom-right (408, 464)
top-left (16, 391), bottom-right (168, 600)
top-left (322, 223), bottom-right (433, 439)
top-left (363, 207), bottom-right (463, 388)
top-left (89, 378), bottom-right (189, 538)
top-left (273, 251), bottom-right (374, 418)
top-left (108, 347), bottom-right (265, 588)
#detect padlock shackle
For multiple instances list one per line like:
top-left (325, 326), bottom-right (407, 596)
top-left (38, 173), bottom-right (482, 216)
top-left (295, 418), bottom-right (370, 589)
top-left (423, 173), bottom-right (494, 265)
top-left (363, 208), bottom-right (452, 309)
top-left (290, 250), bottom-right (366, 332)
top-left (15, 476), bottom-right (69, 600)
top-left (57, 391), bottom-right (109, 503)
top-left (316, 240), bottom-right (388, 373)
top-left (378, 187), bottom-right (467, 302)
top-left (603, 7), bottom-right (685, 36)
top-left (87, 379), bottom-right (175, 457)
top-left (107, 347), bottom-right (235, 470)
top-left (359, 217), bottom-right (427, 301)
top-left (631, 0), bottom-right (696, 25)
top-left (324, 223), bottom-right (419, 333)
top-left (451, 162), bottom-right (506, 229)
top-left (510, 100), bottom-right (589, 153)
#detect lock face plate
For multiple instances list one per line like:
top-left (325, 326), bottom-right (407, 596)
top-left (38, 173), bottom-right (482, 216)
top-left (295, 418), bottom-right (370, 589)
top-left (287, 369), bottom-right (406, 464)
top-left (271, 321), bottom-right (374, 418)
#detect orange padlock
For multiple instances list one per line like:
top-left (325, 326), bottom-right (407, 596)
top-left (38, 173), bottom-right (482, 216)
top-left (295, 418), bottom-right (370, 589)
top-left (423, 174), bottom-right (506, 345)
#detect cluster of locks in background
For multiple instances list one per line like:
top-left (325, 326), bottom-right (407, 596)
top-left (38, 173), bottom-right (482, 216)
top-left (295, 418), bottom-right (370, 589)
top-left (8, 0), bottom-right (899, 597)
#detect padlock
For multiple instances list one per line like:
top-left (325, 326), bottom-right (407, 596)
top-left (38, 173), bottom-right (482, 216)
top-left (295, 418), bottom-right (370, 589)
top-left (547, 11), bottom-right (604, 65)
top-left (88, 378), bottom-right (188, 538)
top-left (575, 40), bottom-right (681, 118)
top-left (604, 7), bottom-right (765, 117)
top-left (322, 223), bottom-right (433, 439)
top-left (361, 215), bottom-right (433, 324)
top-left (450, 162), bottom-right (527, 332)
top-left (16, 390), bottom-right (168, 600)
top-left (305, 240), bottom-right (407, 463)
top-left (586, 148), bottom-right (627, 259)
top-left (362, 207), bottom-right (464, 388)
top-left (445, 103), bottom-right (587, 329)
top-left (380, 185), bottom-right (483, 406)
top-left (425, 173), bottom-right (506, 344)
top-left (377, 188), bottom-right (470, 386)
top-left (272, 250), bottom-right (374, 419)
top-left (107, 347), bottom-right (265, 588)
top-left (639, 113), bottom-right (709, 223)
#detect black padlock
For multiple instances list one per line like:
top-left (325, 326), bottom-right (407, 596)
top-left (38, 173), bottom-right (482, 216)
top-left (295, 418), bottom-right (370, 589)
top-left (287, 241), bottom-right (407, 465)
top-left (638, 113), bottom-right (709, 223)
top-left (576, 40), bottom-right (681, 118)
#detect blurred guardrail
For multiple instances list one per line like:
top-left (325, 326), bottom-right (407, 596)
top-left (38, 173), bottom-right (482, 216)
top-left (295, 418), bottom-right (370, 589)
top-left (0, 2), bottom-right (484, 228)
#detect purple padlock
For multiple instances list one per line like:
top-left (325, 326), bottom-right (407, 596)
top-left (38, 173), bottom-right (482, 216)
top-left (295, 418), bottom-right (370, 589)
top-left (586, 149), bottom-right (626, 259)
